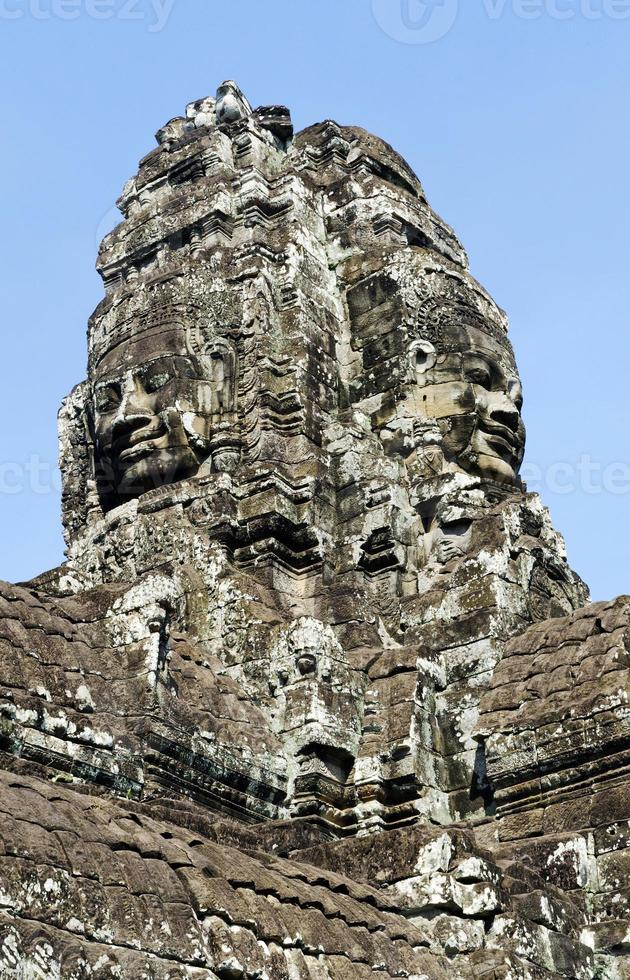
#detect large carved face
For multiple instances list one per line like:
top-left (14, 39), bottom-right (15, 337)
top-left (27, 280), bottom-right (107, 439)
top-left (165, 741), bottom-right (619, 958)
top-left (92, 328), bottom-right (236, 507)
top-left (347, 257), bottom-right (526, 485)
top-left (410, 320), bottom-right (525, 483)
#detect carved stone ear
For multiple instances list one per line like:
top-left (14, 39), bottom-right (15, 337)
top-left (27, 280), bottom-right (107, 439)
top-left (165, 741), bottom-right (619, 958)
top-left (198, 340), bottom-right (238, 415)
top-left (59, 381), bottom-right (103, 542)
top-left (409, 340), bottom-right (436, 378)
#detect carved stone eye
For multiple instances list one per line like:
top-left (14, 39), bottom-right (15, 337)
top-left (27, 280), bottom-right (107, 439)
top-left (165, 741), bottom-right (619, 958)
top-left (465, 366), bottom-right (492, 390)
top-left (508, 378), bottom-right (524, 411)
top-left (95, 385), bottom-right (121, 413)
top-left (144, 372), bottom-right (172, 394)
top-left (181, 362), bottom-right (198, 380)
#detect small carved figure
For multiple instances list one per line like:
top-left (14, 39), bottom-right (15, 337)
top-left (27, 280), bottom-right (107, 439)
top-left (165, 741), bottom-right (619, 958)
top-left (215, 80), bottom-right (252, 126)
top-left (186, 95), bottom-right (216, 129)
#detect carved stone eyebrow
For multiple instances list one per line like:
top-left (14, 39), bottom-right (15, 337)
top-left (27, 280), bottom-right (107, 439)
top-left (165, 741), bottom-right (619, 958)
top-left (463, 351), bottom-right (494, 373)
top-left (94, 377), bottom-right (122, 391)
top-left (138, 354), bottom-right (195, 373)
top-left (464, 349), bottom-right (510, 380)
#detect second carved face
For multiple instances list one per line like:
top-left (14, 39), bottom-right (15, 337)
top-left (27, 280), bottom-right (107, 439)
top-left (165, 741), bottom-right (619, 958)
top-left (346, 258), bottom-right (526, 485)
top-left (410, 321), bottom-right (525, 484)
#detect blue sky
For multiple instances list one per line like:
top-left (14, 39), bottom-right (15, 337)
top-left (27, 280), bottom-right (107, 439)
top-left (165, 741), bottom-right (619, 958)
top-left (0, 0), bottom-right (628, 599)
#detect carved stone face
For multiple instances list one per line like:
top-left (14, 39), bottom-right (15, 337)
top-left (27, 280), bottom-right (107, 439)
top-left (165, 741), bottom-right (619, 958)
top-left (347, 260), bottom-right (526, 485)
top-left (92, 328), bottom-right (236, 507)
top-left (418, 487), bottom-right (484, 569)
top-left (410, 322), bottom-right (525, 484)
top-left (433, 514), bottom-right (473, 566)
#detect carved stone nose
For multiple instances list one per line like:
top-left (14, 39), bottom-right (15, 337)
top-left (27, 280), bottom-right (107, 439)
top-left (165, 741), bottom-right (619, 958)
top-left (111, 411), bottom-right (153, 444)
top-left (491, 407), bottom-right (520, 433)
top-left (113, 378), bottom-right (152, 425)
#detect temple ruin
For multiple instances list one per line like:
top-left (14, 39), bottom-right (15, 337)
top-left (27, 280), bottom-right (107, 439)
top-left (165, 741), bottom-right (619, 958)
top-left (0, 82), bottom-right (628, 979)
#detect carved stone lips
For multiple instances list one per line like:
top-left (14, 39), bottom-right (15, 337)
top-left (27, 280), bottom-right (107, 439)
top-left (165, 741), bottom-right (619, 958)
top-left (478, 421), bottom-right (522, 464)
top-left (479, 419), bottom-right (521, 451)
top-left (117, 442), bottom-right (153, 465)
top-left (114, 425), bottom-right (165, 465)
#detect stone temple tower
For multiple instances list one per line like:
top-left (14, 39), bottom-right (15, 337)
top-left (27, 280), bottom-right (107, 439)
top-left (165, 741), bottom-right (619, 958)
top-left (0, 84), bottom-right (628, 978)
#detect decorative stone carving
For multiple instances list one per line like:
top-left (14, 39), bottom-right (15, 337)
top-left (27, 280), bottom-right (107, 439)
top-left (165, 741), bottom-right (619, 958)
top-left (215, 79), bottom-right (252, 126)
top-left (186, 94), bottom-right (216, 130)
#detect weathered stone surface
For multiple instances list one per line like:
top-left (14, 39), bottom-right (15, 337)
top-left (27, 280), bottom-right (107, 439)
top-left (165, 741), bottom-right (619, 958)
top-left (0, 771), bottom-right (455, 977)
top-left (0, 81), bottom-right (627, 976)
